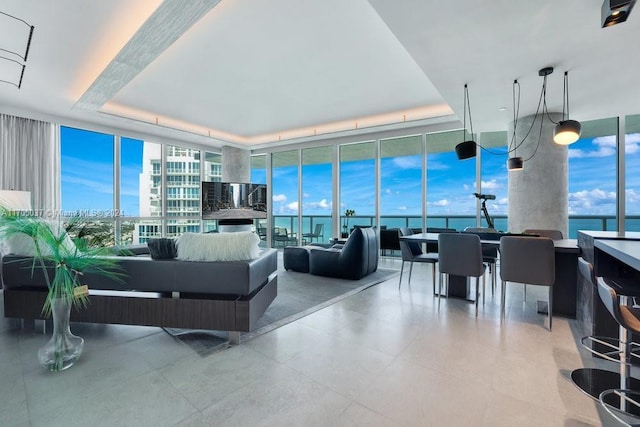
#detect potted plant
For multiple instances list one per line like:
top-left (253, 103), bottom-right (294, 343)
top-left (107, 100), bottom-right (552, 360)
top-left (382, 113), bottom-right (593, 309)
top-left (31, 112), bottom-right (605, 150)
top-left (0, 209), bottom-right (124, 371)
top-left (342, 209), bottom-right (355, 238)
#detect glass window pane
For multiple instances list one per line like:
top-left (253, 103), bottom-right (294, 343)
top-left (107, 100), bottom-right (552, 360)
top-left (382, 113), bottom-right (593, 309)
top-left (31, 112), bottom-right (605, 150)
top-left (340, 142), bottom-right (375, 236)
top-left (625, 114), bottom-right (640, 231)
top-left (204, 152), bottom-right (222, 182)
top-left (568, 117), bottom-right (618, 237)
top-left (426, 131), bottom-right (476, 231)
top-left (380, 135), bottom-right (422, 230)
top-left (302, 146), bottom-right (332, 243)
top-left (272, 150), bottom-right (298, 247)
top-left (479, 132), bottom-right (509, 231)
top-left (165, 145), bottom-right (201, 234)
top-left (61, 126), bottom-right (114, 215)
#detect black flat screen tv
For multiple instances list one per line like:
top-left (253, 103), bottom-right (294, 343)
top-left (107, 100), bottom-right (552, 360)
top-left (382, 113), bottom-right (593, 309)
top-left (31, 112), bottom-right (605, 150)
top-left (202, 182), bottom-right (267, 220)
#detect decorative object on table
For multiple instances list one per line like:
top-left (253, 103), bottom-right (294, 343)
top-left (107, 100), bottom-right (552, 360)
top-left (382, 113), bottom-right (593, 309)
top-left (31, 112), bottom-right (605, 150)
top-left (0, 209), bottom-right (123, 371)
top-left (342, 209), bottom-right (355, 238)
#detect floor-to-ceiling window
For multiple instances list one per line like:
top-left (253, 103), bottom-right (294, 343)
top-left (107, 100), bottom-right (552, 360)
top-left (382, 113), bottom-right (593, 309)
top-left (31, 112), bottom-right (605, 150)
top-left (479, 131), bottom-right (509, 231)
top-left (340, 141), bottom-right (376, 236)
top-left (165, 145), bottom-right (201, 237)
top-left (60, 126), bottom-right (116, 246)
top-left (568, 117), bottom-right (618, 237)
top-left (625, 114), bottom-right (640, 231)
top-left (202, 151), bottom-right (222, 233)
top-left (426, 130), bottom-right (476, 230)
top-left (119, 137), bottom-right (163, 244)
top-left (251, 154), bottom-right (268, 244)
top-left (380, 135), bottom-right (422, 230)
top-left (271, 150), bottom-right (299, 247)
top-left (302, 146), bottom-right (333, 244)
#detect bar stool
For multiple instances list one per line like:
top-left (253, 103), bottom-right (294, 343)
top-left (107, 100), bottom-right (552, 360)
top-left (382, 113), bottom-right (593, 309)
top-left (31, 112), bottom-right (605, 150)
top-left (572, 274), bottom-right (640, 424)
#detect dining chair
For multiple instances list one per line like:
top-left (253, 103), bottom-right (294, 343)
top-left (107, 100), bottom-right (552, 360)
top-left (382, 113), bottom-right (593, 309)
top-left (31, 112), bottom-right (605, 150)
top-left (521, 229), bottom-right (563, 300)
top-left (499, 236), bottom-right (555, 330)
top-left (463, 227), bottom-right (499, 297)
top-left (437, 233), bottom-right (485, 316)
top-left (398, 227), bottom-right (438, 292)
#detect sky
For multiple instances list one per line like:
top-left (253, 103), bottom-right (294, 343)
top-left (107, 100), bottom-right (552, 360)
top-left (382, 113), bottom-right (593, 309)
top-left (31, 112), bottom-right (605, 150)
top-left (60, 125), bottom-right (640, 224)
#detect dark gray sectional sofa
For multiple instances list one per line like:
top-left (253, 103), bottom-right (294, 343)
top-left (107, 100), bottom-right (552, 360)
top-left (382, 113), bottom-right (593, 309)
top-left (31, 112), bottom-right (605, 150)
top-left (1, 248), bottom-right (278, 344)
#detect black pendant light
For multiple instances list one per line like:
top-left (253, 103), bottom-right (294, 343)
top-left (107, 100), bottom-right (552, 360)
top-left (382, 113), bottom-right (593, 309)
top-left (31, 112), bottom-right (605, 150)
top-left (455, 84), bottom-right (477, 160)
top-left (553, 71), bottom-right (581, 145)
top-left (507, 79), bottom-right (524, 171)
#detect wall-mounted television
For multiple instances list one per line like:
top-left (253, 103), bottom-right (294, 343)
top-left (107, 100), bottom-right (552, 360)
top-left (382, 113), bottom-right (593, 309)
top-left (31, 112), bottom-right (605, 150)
top-left (202, 182), bottom-right (267, 220)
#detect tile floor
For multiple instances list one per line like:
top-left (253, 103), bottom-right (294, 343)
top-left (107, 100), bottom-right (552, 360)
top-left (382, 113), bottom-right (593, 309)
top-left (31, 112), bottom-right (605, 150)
top-left (0, 256), bottom-right (627, 426)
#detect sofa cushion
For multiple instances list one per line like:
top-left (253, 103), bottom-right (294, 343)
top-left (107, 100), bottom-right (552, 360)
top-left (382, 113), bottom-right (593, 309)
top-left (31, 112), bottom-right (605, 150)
top-left (1, 220), bottom-right (76, 257)
top-left (147, 238), bottom-right (177, 259)
top-left (175, 231), bottom-right (261, 261)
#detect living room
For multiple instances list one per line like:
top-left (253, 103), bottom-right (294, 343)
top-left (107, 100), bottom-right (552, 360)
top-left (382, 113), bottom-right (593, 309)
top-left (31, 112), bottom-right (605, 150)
top-left (2, 1), bottom-right (640, 425)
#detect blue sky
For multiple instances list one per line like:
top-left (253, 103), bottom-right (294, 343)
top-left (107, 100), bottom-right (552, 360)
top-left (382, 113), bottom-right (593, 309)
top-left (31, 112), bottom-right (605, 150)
top-left (61, 125), bottom-right (640, 221)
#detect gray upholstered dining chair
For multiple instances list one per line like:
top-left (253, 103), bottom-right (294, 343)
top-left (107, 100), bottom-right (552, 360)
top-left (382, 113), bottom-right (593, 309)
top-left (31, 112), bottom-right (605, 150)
top-left (499, 236), bottom-right (555, 330)
top-left (520, 229), bottom-right (563, 300)
top-left (523, 229), bottom-right (563, 240)
top-left (398, 227), bottom-right (438, 292)
top-left (437, 233), bottom-right (485, 316)
top-left (463, 227), bottom-right (499, 297)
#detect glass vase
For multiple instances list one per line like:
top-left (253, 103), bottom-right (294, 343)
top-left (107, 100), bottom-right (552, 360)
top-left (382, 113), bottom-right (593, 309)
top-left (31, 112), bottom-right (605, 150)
top-left (37, 298), bottom-right (84, 371)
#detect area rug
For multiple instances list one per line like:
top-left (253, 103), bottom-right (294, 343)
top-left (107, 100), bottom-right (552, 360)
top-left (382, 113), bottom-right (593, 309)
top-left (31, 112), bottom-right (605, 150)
top-left (165, 267), bottom-right (399, 355)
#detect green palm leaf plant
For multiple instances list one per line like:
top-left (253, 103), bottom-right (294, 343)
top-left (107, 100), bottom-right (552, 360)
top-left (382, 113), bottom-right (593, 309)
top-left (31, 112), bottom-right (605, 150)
top-left (0, 207), bottom-right (125, 370)
top-left (0, 209), bottom-right (123, 315)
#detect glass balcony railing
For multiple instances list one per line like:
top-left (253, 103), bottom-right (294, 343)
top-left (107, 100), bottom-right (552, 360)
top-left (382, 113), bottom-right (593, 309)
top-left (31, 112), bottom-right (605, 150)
top-left (274, 214), bottom-right (637, 241)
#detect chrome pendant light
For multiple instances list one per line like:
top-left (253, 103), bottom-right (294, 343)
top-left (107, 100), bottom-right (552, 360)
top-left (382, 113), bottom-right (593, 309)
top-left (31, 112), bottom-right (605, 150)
top-left (455, 84), bottom-right (477, 160)
top-left (553, 71), bottom-right (581, 145)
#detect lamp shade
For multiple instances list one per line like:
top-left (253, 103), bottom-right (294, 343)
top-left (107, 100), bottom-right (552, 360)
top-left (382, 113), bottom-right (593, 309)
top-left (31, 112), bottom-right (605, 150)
top-left (553, 120), bottom-right (582, 145)
top-left (455, 140), bottom-right (477, 160)
top-left (507, 157), bottom-right (524, 171)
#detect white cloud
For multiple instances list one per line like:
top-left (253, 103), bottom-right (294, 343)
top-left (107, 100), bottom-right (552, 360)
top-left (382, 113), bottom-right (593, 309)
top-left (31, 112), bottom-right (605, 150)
top-left (307, 199), bottom-right (331, 209)
top-left (569, 188), bottom-right (616, 210)
top-left (432, 199), bottom-right (449, 207)
top-left (392, 157), bottom-right (421, 169)
top-left (272, 194), bottom-right (287, 202)
top-left (286, 201), bottom-right (298, 211)
top-left (567, 133), bottom-right (640, 158)
top-left (397, 206), bottom-right (407, 210)
top-left (481, 179), bottom-right (500, 190)
top-left (303, 192), bottom-right (310, 198)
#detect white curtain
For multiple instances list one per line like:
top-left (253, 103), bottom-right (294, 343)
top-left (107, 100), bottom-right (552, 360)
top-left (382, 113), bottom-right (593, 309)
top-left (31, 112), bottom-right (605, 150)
top-left (0, 113), bottom-right (60, 212)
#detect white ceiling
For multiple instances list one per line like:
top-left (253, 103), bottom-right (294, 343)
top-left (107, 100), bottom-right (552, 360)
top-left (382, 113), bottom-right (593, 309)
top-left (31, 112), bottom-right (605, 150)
top-left (0, 0), bottom-right (638, 149)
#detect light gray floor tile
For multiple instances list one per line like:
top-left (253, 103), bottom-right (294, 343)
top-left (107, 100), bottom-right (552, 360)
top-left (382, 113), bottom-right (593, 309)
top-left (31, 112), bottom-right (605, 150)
top-left (192, 363), bottom-right (351, 427)
top-left (0, 259), bottom-right (615, 426)
top-left (160, 346), bottom-right (282, 411)
top-left (29, 371), bottom-right (198, 427)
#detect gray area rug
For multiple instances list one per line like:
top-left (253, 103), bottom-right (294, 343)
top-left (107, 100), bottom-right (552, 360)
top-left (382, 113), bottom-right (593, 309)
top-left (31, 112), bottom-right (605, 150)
top-left (165, 267), bottom-right (398, 355)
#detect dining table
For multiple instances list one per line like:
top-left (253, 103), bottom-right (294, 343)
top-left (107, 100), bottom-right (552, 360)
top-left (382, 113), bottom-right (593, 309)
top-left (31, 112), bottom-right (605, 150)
top-left (400, 232), bottom-right (581, 318)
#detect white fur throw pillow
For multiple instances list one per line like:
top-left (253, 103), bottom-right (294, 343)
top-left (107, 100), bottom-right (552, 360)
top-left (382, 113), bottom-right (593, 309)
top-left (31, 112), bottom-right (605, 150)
top-left (175, 232), bottom-right (261, 261)
top-left (1, 220), bottom-right (76, 257)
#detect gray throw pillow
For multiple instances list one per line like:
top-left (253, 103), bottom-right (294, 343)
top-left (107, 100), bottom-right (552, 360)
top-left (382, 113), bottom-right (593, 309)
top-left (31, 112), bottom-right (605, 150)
top-left (147, 238), bottom-right (177, 259)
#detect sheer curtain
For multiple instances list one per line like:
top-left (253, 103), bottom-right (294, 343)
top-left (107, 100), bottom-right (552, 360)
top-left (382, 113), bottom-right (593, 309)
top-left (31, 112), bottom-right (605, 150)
top-left (0, 113), bottom-right (60, 212)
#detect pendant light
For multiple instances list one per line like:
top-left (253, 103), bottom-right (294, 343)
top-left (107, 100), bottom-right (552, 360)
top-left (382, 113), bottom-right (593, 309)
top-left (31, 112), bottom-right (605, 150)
top-left (454, 84), bottom-right (477, 160)
top-left (507, 79), bottom-right (523, 171)
top-left (553, 71), bottom-right (581, 145)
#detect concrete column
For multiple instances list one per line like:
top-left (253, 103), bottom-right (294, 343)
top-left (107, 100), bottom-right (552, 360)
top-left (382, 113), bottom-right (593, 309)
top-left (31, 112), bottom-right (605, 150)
top-left (220, 146), bottom-right (251, 232)
top-left (221, 146), bottom-right (250, 183)
top-left (508, 113), bottom-right (568, 237)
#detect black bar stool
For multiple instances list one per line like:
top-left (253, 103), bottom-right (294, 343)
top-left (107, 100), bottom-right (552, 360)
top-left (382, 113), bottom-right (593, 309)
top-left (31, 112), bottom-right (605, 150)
top-left (571, 267), bottom-right (640, 424)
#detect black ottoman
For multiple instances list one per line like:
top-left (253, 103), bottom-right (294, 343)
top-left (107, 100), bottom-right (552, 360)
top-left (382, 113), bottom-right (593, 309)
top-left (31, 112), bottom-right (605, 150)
top-left (283, 246), bottom-right (311, 273)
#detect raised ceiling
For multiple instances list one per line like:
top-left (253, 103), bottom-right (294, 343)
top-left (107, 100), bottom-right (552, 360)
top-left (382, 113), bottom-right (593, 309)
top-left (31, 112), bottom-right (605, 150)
top-left (0, 0), bottom-right (637, 149)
